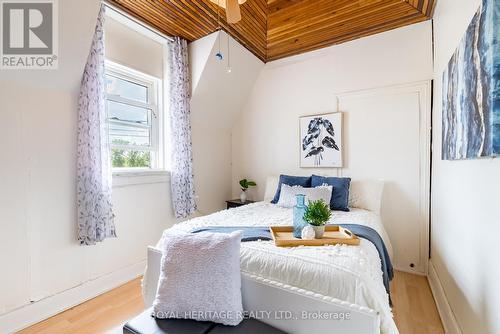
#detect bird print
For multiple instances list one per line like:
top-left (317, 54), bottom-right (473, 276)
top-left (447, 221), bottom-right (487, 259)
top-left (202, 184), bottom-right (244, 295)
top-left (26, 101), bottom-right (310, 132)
top-left (305, 146), bottom-right (324, 166)
top-left (302, 115), bottom-right (340, 166)
top-left (322, 136), bottom-right (339, 151)
top-left (305, 146), bottom-right (324, 158)
top-left (322, 119), bottom-right (335, 136)
top-left (302, 132), bottom-right (319, 150)
top-left (307, 117), bottom-right (323, 134)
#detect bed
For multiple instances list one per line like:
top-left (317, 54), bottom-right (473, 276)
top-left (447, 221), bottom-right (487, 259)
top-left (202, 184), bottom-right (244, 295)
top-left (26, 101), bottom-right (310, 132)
top-left (142, 177), bottom-right (398, 334)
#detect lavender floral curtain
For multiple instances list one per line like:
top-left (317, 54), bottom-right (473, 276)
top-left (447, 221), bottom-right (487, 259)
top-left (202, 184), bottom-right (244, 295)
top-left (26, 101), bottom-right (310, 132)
top-left (167, 37), bottom-right (197, 218)
top-left (76, 5), bottom-right (116, 245)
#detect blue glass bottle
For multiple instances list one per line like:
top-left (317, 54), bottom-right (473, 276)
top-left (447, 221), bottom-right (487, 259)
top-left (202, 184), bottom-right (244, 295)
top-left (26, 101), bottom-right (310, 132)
top-left (293, 194), bottom-right (308, 238)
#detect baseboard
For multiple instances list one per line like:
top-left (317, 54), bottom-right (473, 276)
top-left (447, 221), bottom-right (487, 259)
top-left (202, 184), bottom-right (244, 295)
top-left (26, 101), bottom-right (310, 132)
top-left (427, 260), bottom-right (462, 334)
top-left (394, 265), bottom-right (427, 276)
top-left (0, 260), bottom-right (146, 334)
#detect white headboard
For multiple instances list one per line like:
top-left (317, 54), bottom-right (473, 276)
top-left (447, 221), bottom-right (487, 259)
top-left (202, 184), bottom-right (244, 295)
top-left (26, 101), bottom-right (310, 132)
top-left (348, 179), bottom-right (384, 214)
top-left (264, 176), bottom-right (384, 214)
top-left (263, 176), bottom-right (280, 202)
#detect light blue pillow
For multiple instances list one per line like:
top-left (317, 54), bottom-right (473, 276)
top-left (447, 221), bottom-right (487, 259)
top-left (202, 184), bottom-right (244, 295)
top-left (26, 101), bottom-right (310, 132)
top-left (311, 175), bottom-right (351, 211)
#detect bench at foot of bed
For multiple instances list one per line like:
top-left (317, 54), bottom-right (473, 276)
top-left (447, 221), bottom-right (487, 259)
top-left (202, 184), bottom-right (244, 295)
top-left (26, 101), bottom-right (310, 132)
top-left (123, 308), bottom-right (286, 334)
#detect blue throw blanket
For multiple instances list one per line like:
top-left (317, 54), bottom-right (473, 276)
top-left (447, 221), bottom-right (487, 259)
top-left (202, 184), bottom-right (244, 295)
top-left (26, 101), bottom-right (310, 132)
top-left (191, 224), bottom-right (394, 297)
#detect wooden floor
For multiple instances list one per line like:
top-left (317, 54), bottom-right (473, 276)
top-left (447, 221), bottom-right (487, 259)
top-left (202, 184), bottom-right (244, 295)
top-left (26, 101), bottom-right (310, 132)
top-left (18, 271), bottom-right (444, 334)
top-left (391, 271), bottom-right (444, 334)
top-left (17, 279), bottom-right (145, 334)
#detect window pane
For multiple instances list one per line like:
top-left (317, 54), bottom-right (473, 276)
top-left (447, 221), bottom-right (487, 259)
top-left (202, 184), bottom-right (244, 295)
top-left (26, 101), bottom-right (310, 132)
top-left (111, 149), bottom-right (151, 168)
top-left (109, 121), bottom-right (151, 147)
top-left (106, 74), bottom-right (148, 103)
top-left (107, 100), bottom-right (151, 125)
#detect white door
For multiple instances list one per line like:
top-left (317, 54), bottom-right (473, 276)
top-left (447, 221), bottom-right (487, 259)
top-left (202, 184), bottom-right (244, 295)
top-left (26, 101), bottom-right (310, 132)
top-left (336, 82), bottom-right (431, 274)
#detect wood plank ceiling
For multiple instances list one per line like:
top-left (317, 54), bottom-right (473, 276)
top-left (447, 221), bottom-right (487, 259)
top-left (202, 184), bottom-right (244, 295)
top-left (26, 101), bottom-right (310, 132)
top-left (108, 0), bottom-right (435, 62)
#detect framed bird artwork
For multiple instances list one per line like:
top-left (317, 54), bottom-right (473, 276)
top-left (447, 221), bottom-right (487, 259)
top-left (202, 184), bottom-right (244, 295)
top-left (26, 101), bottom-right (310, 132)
top-left (299, 112), bottom-right (343, 168)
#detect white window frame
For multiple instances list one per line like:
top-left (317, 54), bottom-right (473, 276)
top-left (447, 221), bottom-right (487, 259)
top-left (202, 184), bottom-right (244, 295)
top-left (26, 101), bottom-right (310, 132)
top-left (105, 60), bottom-right (167, 176)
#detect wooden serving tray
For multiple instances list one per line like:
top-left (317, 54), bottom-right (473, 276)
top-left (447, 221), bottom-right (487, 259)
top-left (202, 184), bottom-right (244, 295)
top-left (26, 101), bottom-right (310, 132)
top-left (270, 225), bottom-right (360, 247)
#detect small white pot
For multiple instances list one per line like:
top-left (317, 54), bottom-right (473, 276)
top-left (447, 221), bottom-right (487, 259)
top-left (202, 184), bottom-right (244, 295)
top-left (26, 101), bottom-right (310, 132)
top-left (310, 224), bottom-right (325, 239)
top-left (240, 190), bottom-right (247, 203)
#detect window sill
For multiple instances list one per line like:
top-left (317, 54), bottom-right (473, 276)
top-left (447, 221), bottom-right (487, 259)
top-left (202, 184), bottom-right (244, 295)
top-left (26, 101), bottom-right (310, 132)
top-left (112, 169), bottom-right (170, 188)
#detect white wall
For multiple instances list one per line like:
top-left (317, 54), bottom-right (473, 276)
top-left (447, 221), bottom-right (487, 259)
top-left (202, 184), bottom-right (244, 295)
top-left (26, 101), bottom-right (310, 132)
top-left (105, 16), bottom-right (164, 78)
top-left (0, 0), bottom-right (98, 315)
top-left (0, 16), bottom-right (263, 332)
top-left (6, 2), bottom-right (497, 331)
top-left (431, 0), bottom-right (500, 333)
top-left (0, 5), bottom-right (177, 332)
top-left (231, 22), bottom-right (433, 273)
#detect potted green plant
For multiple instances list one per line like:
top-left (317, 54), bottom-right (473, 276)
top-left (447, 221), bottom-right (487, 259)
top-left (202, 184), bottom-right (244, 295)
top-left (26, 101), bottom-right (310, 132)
top-left (303, 199), bottom-right (332, 238)
top-left (239, 179), bottom-right (256, 203)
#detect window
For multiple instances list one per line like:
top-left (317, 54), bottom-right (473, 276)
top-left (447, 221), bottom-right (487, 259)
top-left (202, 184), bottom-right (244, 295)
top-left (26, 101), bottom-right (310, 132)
top-left (105, 62), bottom-right (166, 172)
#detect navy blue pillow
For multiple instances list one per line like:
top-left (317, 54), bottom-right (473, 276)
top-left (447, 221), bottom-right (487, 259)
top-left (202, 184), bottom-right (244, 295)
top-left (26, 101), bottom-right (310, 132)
top-left (271, 174), bottom-right (312, 204)
top-left (311, 175), bottom-right (351, 211)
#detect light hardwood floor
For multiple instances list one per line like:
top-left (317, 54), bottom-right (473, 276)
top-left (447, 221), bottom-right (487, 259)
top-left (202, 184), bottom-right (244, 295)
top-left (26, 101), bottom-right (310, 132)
top-left (17, 279), bottom-right (145, 334)
top-left (392, 271), bottom-right (444, 334)
top-left (18, 271), bottom-right (444, 334)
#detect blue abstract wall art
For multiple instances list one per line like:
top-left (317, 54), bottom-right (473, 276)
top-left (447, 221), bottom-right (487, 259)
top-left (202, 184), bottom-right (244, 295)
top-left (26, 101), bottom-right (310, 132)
top-left (442, 0), bottom-right (500, 160)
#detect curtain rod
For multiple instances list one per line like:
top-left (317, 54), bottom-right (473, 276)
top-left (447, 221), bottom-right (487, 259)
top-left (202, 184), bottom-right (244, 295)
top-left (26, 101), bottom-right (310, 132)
top-left (102, 1), bottom-right (174, 42)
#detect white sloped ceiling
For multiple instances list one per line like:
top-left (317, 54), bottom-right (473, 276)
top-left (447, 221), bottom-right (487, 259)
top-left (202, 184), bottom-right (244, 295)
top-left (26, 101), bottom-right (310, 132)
top-left (189, 30), bottom-right (264, 131)
top-left (188, 31), bottom-right (264, 214)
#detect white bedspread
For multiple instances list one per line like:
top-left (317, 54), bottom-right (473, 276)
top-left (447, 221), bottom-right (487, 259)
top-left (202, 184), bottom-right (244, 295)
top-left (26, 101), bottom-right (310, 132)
top-left (156, 202), bottom-right (397, 334)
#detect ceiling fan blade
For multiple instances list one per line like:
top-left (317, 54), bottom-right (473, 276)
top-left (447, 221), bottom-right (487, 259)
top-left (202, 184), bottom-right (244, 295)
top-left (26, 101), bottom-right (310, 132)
top-left (226, 0), bottom-right (241, 23)
top-left (209, 0), bottom-right (226, 9)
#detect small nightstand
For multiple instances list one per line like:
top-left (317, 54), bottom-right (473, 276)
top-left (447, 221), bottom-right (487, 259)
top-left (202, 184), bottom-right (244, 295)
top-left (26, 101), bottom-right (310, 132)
top-left (226, 199), bottom-right (255, 209)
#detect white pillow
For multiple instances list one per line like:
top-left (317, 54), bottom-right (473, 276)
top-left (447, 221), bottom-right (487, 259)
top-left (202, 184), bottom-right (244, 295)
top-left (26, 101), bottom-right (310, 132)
top-left (277, 184), bottom-right (333, 208)
top-left (153, 230), bottom-right (243, 326)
